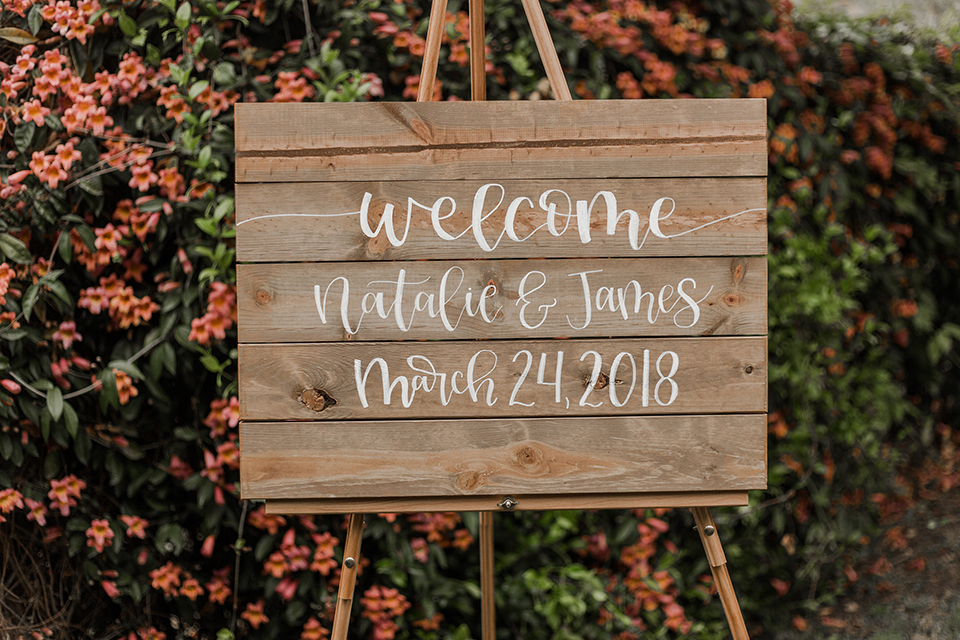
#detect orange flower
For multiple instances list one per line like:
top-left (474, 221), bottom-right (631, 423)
top-left (120, 514), bottom-right (148, 538)
top-left (747, 79), bottom-right (775, 99)
top-left (206, 574), bottom-right (232, 605)
top-left (113, 369), bottom-right (139, 405)
top-left (179, 578), bottom-right (204, 600)
top-left (22, 99), bottom-right (50, 126)
top-left (86, 518), bottom-right (115, 553)
top-left (149, 561), bottom-right (182, 593)
top-left (300, 617), bottom-right (329, 640)
top-left (241, 600), bottom-right (269, 629)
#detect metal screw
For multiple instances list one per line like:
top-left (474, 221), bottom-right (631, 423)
top-left (344, 557), bottom-right (356, 568)
top-left (497, 496), bottom-right (518, 510)
top-left (704, 525), bottom-right (716, 537)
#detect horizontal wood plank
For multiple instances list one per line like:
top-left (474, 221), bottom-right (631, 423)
top-left (263, 491), bottom-right (752, 514)
top-left (235, 100), bottom-right (767, 182)
top-left (236, 144), bottom-right (765, 182)
top-left (238, 257), bottom-right (767, 343)
top-left (236, 99), bottom-right (767, 153)
top-left (240, 414), bottom-right (766, 500)
top-left (238, 337), bottom-right (766, 421)
top-left (235, 178), bottom-right (767, 262)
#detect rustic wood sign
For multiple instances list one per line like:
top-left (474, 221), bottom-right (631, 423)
top-left (236, 99), bottom-right (768, 516)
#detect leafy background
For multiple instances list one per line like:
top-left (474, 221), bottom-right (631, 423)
top-left (0, 0), bottom-right (958, 638)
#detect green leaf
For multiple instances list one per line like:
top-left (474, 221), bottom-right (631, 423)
top-left (74, 224), bottom-right (96, 252)
top-left (27, 5), bottom-right (43, 34)
top-left (118, 11), bottom-right (138, 36)
top-left (47, 387), bottom-right (63, 421)
top-left (0, 234), bottom-right (32, 264)
top-left (194, 217), bottom-right (218, 236)
top-left (21, 283), bottom-right (40, 321)
top-left (189, 80), bottom-right (209, 101)
top-left (58, 232), bottom-right (72, 264)
top-left (14, 122), bottom-right (35, 153)
top-left (0, 27), bottom-right (38, 45)
top-left (197, 144), bottom-right (212, 167)
top-left (63, 401), bottom-right (79, 438)
top-left (107, 360), bottom-right (145, 380)
top-left (155, 523), bottom-right (185, 555)
top-left (212, 197), bottom-right (234, 221)
top-left (200, 354), bottom-right (225, 373)
top-left (45, 279), bottom-right (72, 306)
top-left (175, 1), bottom-right (191, 29)
top-left (74, 427), bottom-right (91, 464)
top-left (78, 174), bottom-right (103, 197)
top-left (212, 62), bottom-right (237, 86)
top-left (174, 426), bottom-right (197, 440)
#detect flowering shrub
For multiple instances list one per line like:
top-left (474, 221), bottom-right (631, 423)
top-left (1, 0), bottom-right (958, 638)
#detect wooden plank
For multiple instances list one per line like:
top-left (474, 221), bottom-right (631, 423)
top-left (235, 178), bottom-right (767, 262)
top-left (264, 491), bottom-right (752, 514)
top-left (235, 100), bottom-right (766, 154)
top-left (236, 142), bottom-right (765, 183)
top-left (237, 257), bottom-right (767, 343)
top-left (238, 337), bottom-right (766, 421)
top-left (234, 101), bottom-right (767, 182)
top-left (240, 414), bottom-right (767, 499)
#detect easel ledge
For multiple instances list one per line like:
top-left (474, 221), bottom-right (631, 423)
top-left (263, 490), bottom-right (749, 515)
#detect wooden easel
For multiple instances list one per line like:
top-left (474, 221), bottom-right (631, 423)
top-left (328, 2), bottom-right (749, 639)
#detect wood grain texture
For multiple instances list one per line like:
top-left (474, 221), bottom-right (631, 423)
top-left (263, 491), bottom-right (751, 514)
top-left (234, 101), bottom-right (767, 182)
top-left (520, 0), bottom-right (572, 100)
top-left (236, 100), bottom-right (766, 153)
top-left (238, 257), bottom-right (767, 343)
top-left (469, 0), bottom-right (486, 101)
top-left (235, 178), bottom-right (766, 262)
top-left (417, 0), bottom-right (448, 102)
top-left (239, 414), bottom-right (767, 499)
top-left (238, 337), bottom-right (766, 421)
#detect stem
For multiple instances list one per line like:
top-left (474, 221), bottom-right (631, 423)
top-left (9, 333), bottom-right (167, 401)
top-left (230, 500), bottom-right (249, 636)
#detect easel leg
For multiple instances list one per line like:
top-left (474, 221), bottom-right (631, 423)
top-left (479, 511), bottom-right (495, 640)
top-left (690, 507), bottom-right (749, 640)
top-left (331, 513), bottom-right (365, 640)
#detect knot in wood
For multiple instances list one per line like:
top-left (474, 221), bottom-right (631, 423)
top-left (299, 387), bottom-right (336, 412)
top-left (456, 470), bottom-right (482, 491)
top-left (732, 260), bottom-right (745, 283)
top-left (744, 365), bottom-right (754, 374)
top-left (588, 371), bottom-right (609, 390)
top-left (516, 445), bottom-right (539, 467)
top-left (723, 292), bottom-right (742, 307)
top-left (255, 288), bottom-right (272, 306)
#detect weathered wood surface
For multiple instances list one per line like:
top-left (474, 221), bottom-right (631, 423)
top-left (238, 337), bottom-right (766, 421)
top-left (234, 101), bottom-right (767, 182)
top-left (234, 178), bottom-right (767, 262)
top-left (264, 491), bottom-right (752, 514)
top-left (240, 414), bottom-right (767, 499)
top-left (238, 257), bottom-right (767, 343)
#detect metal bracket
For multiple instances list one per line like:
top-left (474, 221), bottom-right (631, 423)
top-left (497, 496), bottom-right (518, 510)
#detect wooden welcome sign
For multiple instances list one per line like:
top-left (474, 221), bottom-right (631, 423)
top-left (235, 97), bottom-right (767, 639)
top-left (236, 98), bottom-right (768, 513)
